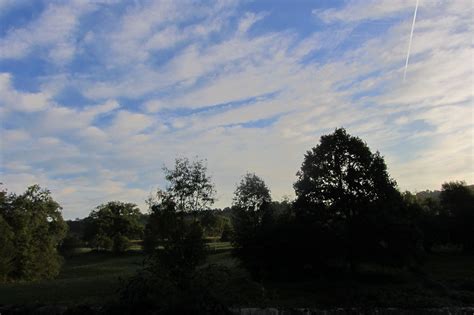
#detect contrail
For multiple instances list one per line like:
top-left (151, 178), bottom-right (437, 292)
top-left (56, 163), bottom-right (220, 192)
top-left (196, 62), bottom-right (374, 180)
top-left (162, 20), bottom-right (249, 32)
top-left (403, 0), bottom-right (420, 82)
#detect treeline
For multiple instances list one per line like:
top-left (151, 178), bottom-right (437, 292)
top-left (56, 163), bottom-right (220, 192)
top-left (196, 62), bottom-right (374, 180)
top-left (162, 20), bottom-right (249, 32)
top-left (1, 128), bottom-right (473, 310)
top-left (62, 207), bottom-right (234, 254)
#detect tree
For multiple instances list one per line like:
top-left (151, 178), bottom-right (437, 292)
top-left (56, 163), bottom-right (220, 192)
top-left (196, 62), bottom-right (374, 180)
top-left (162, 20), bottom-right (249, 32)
top-left (127, 192), bottom-right (260, 314)
top-left (0, 215), bottom-right (15, 282)
top-left (0, 185), bottom-right (67, 281)
top-left (84, 201), bottom-right (143, 253)
top-left (231, 173), bottom-right (277, 278)
top-left (163, 157), bottom-right (216, 213)
top-left (200, 210), bottom-right (231, 238)
top-left (293, 128), bottom-right (420, 270)
top-left (144, 156), bottom-right (216, 253)
top-left (124, 168), bottom-right (218, 313)
top-left (440, 181), bottom-right (474, 252)
top-left (410, 193), bottom-right (449, 252)
top-left (233, 173), bottom-right (271, 211)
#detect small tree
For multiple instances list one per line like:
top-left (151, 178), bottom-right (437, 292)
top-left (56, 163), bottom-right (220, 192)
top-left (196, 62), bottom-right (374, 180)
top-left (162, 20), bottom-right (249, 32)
top-left (163, 157), bottom-right (216, 213)
top-left (233, 173), bottom-right (271, 212)
top-left (84, 201), bottom-right (143, 253)
top-left (231, 173), bottom-right (277, 279)
top-left (123, 178), bottom-right (214, 313)
top-left (144, 157), bottom-right (217, 252)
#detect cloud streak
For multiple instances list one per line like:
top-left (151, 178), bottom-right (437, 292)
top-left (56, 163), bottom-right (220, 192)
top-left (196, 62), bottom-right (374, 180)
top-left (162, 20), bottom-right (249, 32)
top-left (403, 0), bottom-right (419, 82)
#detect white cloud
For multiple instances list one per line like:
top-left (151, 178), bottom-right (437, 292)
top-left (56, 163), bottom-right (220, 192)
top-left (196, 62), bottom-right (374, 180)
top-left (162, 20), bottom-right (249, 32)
top-left (107, 110), bottom-right (154, 138)
top-left (314, 0), bottom-right (421, 23)
top-left (237, 12), bottom-right (267, 34)
top-left (0, 73), bottom-right (51, 112)
top-left (143, 99), bottom-right (165, 113)
top-left (0, 3), bottom-right (93, 63)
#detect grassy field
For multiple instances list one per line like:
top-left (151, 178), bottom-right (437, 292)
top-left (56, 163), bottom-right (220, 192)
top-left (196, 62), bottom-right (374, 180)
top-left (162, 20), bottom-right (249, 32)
top-left (0, 251), bottom-right (144, 305)
top-left (0, 242), bottom-right (234, 306)
top-left (0, 243), bottom-right (473, 307)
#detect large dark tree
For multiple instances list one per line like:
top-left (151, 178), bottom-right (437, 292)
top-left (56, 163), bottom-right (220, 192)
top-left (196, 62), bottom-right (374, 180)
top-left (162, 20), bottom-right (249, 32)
top-left (84, 201), bottom-right (143, 253)
top-left (0, 185), bottom-right (67, 281)
top-left (294, 128), bottom-right (420, 270)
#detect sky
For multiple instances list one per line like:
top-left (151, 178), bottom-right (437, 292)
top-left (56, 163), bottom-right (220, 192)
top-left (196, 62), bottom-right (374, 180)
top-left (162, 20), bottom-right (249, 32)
top-left (0, 0), bottom-right (472, 219)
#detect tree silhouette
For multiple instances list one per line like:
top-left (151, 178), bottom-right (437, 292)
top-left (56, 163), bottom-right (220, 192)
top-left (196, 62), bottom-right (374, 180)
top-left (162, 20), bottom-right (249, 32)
top-left (231, 173), bottom-right (276, 278)
top-left (162, 157), bottom-right (216, 213)
top-left (294, 128), bottom-right (419, 270)
top-left (233, 173), bottom-right (271, 212)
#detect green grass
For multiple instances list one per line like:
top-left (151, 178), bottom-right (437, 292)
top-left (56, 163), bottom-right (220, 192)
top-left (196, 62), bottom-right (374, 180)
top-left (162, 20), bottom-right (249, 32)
top-left (0, 246), bottom-right (473, 308)
top-left (0, 251), bottom-right (145, 306)
top-left (0, 243), bottom-right (235, 306)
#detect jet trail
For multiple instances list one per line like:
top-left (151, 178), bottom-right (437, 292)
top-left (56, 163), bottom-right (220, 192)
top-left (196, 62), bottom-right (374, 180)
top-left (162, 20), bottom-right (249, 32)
top-left (403, 0), bottom-right (420, 82)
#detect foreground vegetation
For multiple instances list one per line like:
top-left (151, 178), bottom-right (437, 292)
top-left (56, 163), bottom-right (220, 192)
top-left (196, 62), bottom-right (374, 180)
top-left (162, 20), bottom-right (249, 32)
top-left (0, 246), bottom-right (473, 308)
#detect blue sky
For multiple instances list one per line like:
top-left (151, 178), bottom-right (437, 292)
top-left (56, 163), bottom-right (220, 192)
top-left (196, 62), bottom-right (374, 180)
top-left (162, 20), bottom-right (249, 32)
top-left (0, 0), bottom-right (472, 219)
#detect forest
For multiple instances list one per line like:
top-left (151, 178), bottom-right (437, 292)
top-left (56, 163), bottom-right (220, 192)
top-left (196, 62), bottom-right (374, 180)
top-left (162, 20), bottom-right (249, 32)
top-left (1, 128), bottom-right (473, 314)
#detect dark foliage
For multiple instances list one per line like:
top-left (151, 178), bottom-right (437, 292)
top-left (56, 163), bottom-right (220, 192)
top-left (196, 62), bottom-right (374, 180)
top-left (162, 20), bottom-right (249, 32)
top-left (440, 181), bottom-right (474, 252)
top-left (230, 173), bottom-right (271, 277)
top-left (59, 235), bottom-right (85, 256)
top-left (0, 185), bottom-right (67, 282)
top-left (292, 128), bottom-right (423, 271)
top-left (84, 201), bottom-right (143, 253)
top-left (233, 173), bottom-right (271, 211)
top-left (162, 157), bottom-right (216, 213)
top-left (122, 197), bottom-right (244, 314)
top-left (220, 221), bottom-right (233, 242)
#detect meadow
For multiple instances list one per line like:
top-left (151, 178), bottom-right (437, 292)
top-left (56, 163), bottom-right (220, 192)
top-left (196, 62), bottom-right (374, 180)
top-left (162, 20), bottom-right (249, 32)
top-left (1, 242), bottom-right (473, 308)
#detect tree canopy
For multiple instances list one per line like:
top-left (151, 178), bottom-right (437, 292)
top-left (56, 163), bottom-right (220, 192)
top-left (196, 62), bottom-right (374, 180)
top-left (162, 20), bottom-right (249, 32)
top-left (162, 157), bottom-right (216, 212)
top-left (231, 173), bottom-right (276, 278)
top-left (294, 128), bottom-right (398, 217)
top-left (233, 173), bottom-right (271, 211)
top-left (84, 201), bottom-right (143, 253)
top-left (0, 185), bottom-right (67, 281)
top-left (293, 128), bottom-right (420, 269)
